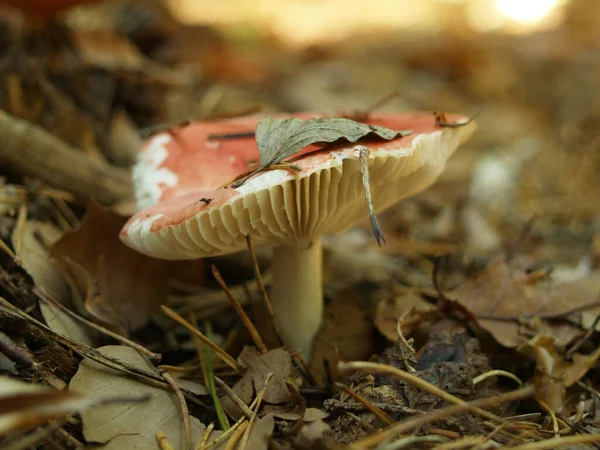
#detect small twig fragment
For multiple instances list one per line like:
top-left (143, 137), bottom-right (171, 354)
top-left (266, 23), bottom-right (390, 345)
top-left (214, 375), bottom-right (254, 419)
top-left (198, 198), bottom-right (213, 205)
top-left (239, 373), bottom-right (273, 450)
top-left (161, 370), bottom-right (191, 450)
top-left (35, 287), bottom-right (161, 362)
top-left (161, 305), bottom-right (241, 373)
top-left (157, 430), bottom-right (176, 450)
top-left (195, 422), bottom-right (214, 450)
top-left (211, 265), bottom-right (268, 354)
top-left (335, 382), bottom-right (395, 425)
top-left (434, 110), bottom-right (480, 128)
top-left (208, 131), bottom-right (255, 140)
top-left (358, 146), bottom-right (386, 246)
top-left (245, 235), bottom-right (282, 346)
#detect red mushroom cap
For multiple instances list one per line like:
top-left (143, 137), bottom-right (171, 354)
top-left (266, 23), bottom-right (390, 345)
top-left (121, 112), bottom-right (475, 259)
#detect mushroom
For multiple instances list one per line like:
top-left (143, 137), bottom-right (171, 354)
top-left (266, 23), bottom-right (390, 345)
top-left (120, 112), bottom-right (475, 358)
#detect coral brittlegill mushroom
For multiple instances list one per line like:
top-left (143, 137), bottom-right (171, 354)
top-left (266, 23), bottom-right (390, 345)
top-left (120, 112), bottom-right (475, 358)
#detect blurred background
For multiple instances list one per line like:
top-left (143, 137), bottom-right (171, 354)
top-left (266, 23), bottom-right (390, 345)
top-left (1, 0), bottom-right (599, 265)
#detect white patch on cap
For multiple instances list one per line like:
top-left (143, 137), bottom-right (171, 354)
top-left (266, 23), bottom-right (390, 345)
top-left (236, 169), bottom-right (293, 195)
top-left (133, 134), bottom-right (179, 210)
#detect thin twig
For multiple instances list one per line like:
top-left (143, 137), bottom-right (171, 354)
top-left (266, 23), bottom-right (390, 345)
top-left (473, 370), bottom-right (522, 387)
top-left (434, 110), bottom-right (480, 128)
top-left (0, 109), bottom-right (131, 204)
top-left (432, 435), bottom-right (486, 450)
top-left (162, 370), bottom-right (191, 450)
top-left (240, 373), bottom-right (273, 450)
top-left (350, 386), bottom-right (534, 449)
top-left (245, 235), bottom-right (281, 345)
top-left (35, 286), bottom-right (161, 362)
top-left (161, 305), bottom-right (240, 373)
top-left (200, 396), bottom-right (261, 450)
top-left (55, 427), bottom-right (85, 449)
top-left (338, 361), bottom-right (507, 426)
top-left (357, 146), bottom-right (386, 246)
top-left (291, 350), bottom-right (317, 386)
top-left (12, 204), bottom-right (27, 257)
top-left (214, 376), bottom-right (253, 419)
top-left (224, 422), bottom-right (247, 450)
top-left (0, 298), bottom-right (201, 400)
top-left (157, 430), bottom-right (176, 450)
top-left (335, 382), bottom-right (395, 425)
top-left (0, 236), bottom-right (17, 260)
top-left (351, 90), bottom-right (401, 120)
top-left (195, 423), bottom-right (214, 450)
top-left (211, 265), bottom-right (268, 354)
top-left (506, 434), bottom-right (600, 450)
top-left (566, 312), bottom-right (600, 359)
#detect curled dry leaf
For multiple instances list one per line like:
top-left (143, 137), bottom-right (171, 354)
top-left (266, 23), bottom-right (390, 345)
top-left (374, 291), bottom-right (435, 341)
top-left (69, 345), bottom-right (207, 450)
top-left (51, 202), bottom-right (168, 335)
top-left (221, 347), bottom-right (296, 420)
top-left (0, 375), bottom-right (143, 436)
top-left (518, 334), bottom-right (600, 412)
top-left (447, 256), bottom-right (600, 347)
top-left (293, 419), bottom-right (332, 450)
top-left (10, 219), bottom-right (97, 346)
top-left (244, 414), bottom-right (275, 450)
top-left (12, 220), bottom-right (69, 302)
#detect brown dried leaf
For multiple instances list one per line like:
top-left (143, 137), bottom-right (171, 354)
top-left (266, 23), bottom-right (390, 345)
top-left (255, 116), bottom-right (411, 168)
top-left (293, 419), bottom-right (332, 450)
top-left (10, 220), bottom-right (97, 345)
top-left (221, 347), bottom-right (295, 419)
top-left (51, 202), bottom-right (168, 335)
top-left (244, 414), bottom-right (275, 450)
top-left (12, 220), bottom-right (69, 302)
top-left (70, 345), bottom-right (206, 450)
top-left (518, 335), bottom-right (600, 412)
top-left (0, 375), bottom-right (141, 435)
top-left (374, 292), bottom-right (434, 341)
top-left (448, 257), bottom-right (600, 347)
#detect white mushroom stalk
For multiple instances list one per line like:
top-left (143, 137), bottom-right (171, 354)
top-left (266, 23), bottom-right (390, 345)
top-left (270, 240), bottom-right (323, 358)
top-left (120, 112), bottom-right (476, 361)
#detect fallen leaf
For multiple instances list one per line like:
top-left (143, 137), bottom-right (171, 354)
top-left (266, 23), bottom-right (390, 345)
top-left (70, 345), bottom-right (206, 450)
top-left (12, 220), bottom-right (69, 302)
top-left (518, 334), bottom-right (600, 412)
top-left (254, 116), bottom-right (411, 171)
top-left (303, 408), bottom-right (330, 422)
top-left (374, 291), bottom-right (435, 341)
top-left (0, 375), bottom-right (144, 435)
top-left (10, 220), bottom-right (97, 346)
top-left (448, 256), bottom-right (600, 347)
top-left (39, 302), bottom-right (97, 348)
top-left (293, 419), bottom-right (332, 450)
top-left (221, 347), bottom-right (295, 419)
top-left (52, 202), bottom-right (168, 334)
top-left (244, 414), bottom-right (275, 450)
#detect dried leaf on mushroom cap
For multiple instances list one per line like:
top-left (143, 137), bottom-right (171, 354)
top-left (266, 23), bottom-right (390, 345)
top-left (235, 116), bottom-right (412, 186)
top-left (121, 112), bottom-right (476, 259)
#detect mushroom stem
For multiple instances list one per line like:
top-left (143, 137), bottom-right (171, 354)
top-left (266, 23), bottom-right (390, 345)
top-left (270, 239), bottom-right (323, 359)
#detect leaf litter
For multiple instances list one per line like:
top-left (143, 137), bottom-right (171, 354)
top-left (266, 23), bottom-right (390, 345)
top-left (1, 1), bottom-right (600, 449)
